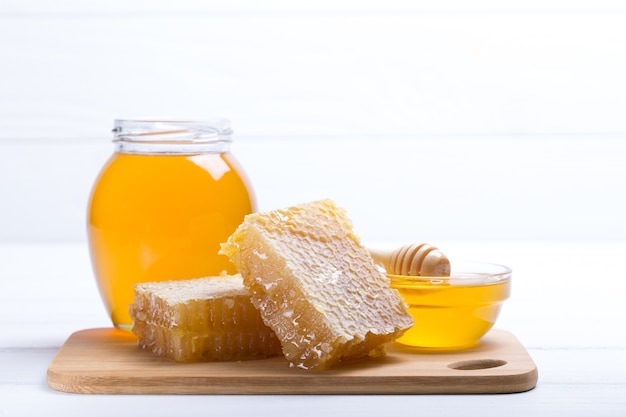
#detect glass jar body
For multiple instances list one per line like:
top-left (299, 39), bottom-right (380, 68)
top-left (87, 120), bottom-right (256, 329)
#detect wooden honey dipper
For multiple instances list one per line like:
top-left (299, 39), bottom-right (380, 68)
top-left (368, 243), bottom-right (451, 277)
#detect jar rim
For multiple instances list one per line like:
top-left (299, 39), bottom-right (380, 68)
top-left (112, 119), bottom-right (233, 154)
top-left (112, 119), bottom-right (233, 143)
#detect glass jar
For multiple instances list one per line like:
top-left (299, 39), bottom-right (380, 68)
top-left (87, 119), bottom-right (256, 330)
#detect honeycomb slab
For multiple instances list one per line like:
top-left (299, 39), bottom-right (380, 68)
top-left (220, 199), bottom-right (414, 370)
top-left (129, 275), bottom-right (282, 362)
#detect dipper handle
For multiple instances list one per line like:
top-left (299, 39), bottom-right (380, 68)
top-left (369, 243), bottom-right (450, 277)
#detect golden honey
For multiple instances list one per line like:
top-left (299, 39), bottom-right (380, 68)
top-left (87, 120), bottom-right (256, 330)
top-left (389, 262), bottom-right (511, 349)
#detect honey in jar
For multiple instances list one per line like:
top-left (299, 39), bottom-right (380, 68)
top-left (87, 119), bottom-right (256, 330)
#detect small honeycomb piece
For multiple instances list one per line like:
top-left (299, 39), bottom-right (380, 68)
top-left (129, 275), bottom-right (283, 362)
top-left (219, 199), bottom-right (414, 370)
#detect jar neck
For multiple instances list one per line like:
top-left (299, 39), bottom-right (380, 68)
top-left (112, 119), bottom-right (233, 155)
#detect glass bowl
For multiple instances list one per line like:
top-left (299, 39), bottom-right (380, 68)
top-left (389, 261), bottom-right (511, 349)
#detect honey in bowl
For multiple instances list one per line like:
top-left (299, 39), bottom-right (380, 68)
top-left (87, 119), bottom-right (256, 330)
top-left (389, 262), bottom-right (511, 349)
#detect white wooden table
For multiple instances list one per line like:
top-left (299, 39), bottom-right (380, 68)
top-left (1, 242), bottom-right (625, 416)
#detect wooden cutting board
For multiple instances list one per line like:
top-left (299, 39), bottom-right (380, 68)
top-left (47, 328), bottom-right (537, 395)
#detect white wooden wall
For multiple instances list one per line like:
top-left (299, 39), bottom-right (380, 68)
top-left (1, 1), bottom-right (625, 243)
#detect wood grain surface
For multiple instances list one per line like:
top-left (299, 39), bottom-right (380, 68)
top-left (47, 328), bottom-right (537, 395)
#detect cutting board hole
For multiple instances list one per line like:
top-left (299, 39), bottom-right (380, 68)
top-left (447, 359), bottom-right (507, 370)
